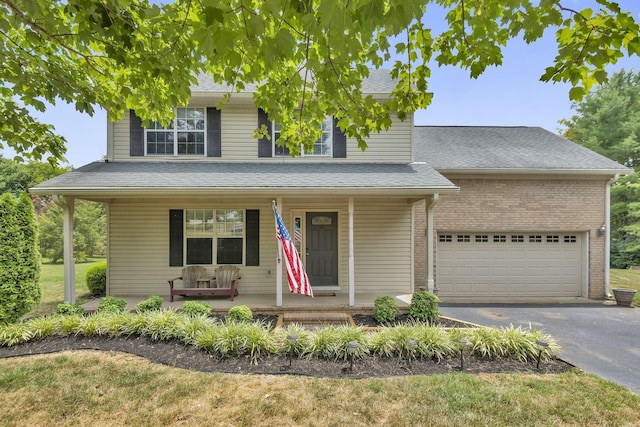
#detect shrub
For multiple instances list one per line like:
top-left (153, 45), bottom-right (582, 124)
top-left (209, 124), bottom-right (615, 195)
top-left (408, 291), bottom-right (441, 323)
top-left (97, 296), bottom-right (127, 314)
top-left (312, 326), bottom-right (369, 361)
top-left (0, 193), bottom-right (41, 324)
top-left (372, 296), bottom-right (400, 324)
top-left (85, 261), bottom-right (107, 296)
top-left (275, 324), bottom-right (314, 359)
top-left (181, 301), bottom-right (212, 317)
top-left (136, 295), bottom-right (163, 313)
top-left (141, 309), bottom-right (186, 341)
top-left (227, 305), bottom-right (253, 323)
top-left (56, 302), bottom-right (85, 316)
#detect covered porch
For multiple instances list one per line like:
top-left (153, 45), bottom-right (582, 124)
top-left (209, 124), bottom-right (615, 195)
top-left (30, 161), bottom-right (459, 308)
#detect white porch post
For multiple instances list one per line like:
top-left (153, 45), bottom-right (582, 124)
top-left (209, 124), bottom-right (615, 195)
top-left (54, 196), bottom-right (76, 304)
top-left (276, 197), bottom-right (283, 307)
top-left (426, 194), bottom-right (439, 293)
top-left (348, 197), bottom-right (355, 307)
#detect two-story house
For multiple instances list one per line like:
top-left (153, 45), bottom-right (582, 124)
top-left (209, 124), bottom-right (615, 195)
top-left (31, 70), bottom-right (630, 306)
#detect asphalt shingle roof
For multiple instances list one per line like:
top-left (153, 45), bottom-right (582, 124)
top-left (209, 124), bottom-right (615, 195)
top-left (192, 69), bottom-right (397, 94)
top-left (31, 161), bottom-right (455, 195)
top-left (414, 126), bottom-right (630, 173)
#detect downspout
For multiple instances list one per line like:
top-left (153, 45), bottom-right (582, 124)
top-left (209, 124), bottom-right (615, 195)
top-left (426, 194), bottom-right (439, 294)
top-left (604, 175), bottom-right (619, 299)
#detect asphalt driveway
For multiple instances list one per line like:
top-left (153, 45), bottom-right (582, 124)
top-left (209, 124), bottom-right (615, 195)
top-left (439, 303), bottom-right (640, 395)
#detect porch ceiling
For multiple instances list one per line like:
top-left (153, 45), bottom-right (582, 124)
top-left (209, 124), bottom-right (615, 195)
top-left (30, 161), bottom-right (459, 199)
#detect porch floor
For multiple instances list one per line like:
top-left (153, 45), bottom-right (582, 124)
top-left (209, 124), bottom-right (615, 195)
top-left (81, 292), bottom-right (411, 314)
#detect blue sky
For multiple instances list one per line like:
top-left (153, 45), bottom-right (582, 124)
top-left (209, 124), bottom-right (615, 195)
top-left (2, 1), bottom-right (639, 168)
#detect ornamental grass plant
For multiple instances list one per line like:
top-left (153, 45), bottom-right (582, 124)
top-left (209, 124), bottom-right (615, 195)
top-left (0, 309), bottom-right (561, 366)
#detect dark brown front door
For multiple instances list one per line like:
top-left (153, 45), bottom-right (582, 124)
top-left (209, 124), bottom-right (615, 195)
top-left (306, 212), bottom-right (338, 287)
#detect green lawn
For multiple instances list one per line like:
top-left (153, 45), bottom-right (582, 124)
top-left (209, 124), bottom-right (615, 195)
top-left (610, 268), bottom-right (640, 305)
top-left (27, 258), bottom-right (102, 318)
top-left (0, 351), bottom-right (638, 426)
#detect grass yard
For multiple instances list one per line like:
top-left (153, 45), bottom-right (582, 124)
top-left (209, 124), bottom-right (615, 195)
top-left (27, 258), bottom-right (102, 318)
top-left (610, 268), bottom-right (640, 305)
top-left (0, 351), bottom-right (638, 426)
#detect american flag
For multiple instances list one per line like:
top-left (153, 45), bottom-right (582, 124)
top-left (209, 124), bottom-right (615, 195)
top-left (273, 204), bottom-right (313, 297)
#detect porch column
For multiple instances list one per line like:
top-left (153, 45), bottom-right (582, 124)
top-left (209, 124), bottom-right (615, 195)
top-left (426, 194), bottom-right (439, 293)
top-left (54, 196), bottom-right (76, 304)
top-left (276, 197), bottom-right (283, 307)
top-left (348, 197), bottom-right (355, 306)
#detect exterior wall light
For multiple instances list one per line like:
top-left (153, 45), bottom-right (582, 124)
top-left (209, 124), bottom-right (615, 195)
top-left (596, 224), bottom-right (606, 238)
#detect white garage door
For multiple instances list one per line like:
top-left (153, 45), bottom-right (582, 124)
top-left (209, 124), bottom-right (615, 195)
top-left (436, 233), bottom-right (583, 297)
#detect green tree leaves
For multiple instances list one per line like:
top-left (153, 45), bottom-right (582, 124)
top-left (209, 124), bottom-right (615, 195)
top-left (1, 0), bottom-right (638, 162)
top-left (561, 69), bottom-right (640, 267)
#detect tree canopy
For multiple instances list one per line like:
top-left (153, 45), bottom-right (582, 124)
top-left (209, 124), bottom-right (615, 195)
top-left (561, 69), bottom-right (640, 268)
top-left (1, 0), bottom-right (639, 161)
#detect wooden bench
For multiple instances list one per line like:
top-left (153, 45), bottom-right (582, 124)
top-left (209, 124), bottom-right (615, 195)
top-left (169, 265), bottom-right (240, 302)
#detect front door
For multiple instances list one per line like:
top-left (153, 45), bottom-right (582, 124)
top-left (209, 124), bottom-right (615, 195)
top-left (306, 212), bottom-right (338, 287)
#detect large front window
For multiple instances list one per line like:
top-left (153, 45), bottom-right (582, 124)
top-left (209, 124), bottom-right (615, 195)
top-left (146, 107), bottom-right (205, 155)
top-left (185, 209), bottom-right (244, 265)
top-left (273, 117), bottom-right (333, 156)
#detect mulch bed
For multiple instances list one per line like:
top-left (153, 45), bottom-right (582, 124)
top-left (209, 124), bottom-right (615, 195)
top-left (0, 314), bottom-right (576, 378)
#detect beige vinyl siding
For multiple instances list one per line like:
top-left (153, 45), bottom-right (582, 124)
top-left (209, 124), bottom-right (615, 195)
top-left (107, 196), bottom-right (413, 297)
top-left (112, 111), bottom-right (130, 161)
top-left (108, 198), bottom-right (279, 296)
top-left (353, 199), bottom-right (413, 293)
top-left (110, 108), bottom-right (412, 162)
top-left (345, 113), bottom-right (412, 163)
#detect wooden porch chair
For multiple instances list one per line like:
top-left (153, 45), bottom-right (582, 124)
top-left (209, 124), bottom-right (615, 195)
top-left (168, 266), bottom-right (209, 302)
top-left (213, 265), bottom-right (241, 301)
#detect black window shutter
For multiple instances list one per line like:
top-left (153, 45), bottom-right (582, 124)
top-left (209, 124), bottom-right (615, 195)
top-left (245, 209), bottom-right (260, 266)
top-left (207, 107), bottom-right (221, 157)
top-left (257, 108), bottom-right (272, 157)
top-left (169, 210), bottom-right (184, 266)
top-left (332, 117), bottom-right (347, 158)
top-left (130, 109), bottom-right (145, 157)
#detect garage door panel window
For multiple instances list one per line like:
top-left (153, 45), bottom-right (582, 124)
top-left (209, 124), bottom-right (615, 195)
top-left (547, 235), bottom-right (560, 243)
top-left (475, 235), bottom-right (489, 243)
top-left (564, 235), bottom-right (577, 243)
top-left (493, 235), bottom-right (507, 243)
top-left (529, 235), bottom-right (542, 243)
top-left (457, 235), bottom-right (470, 242)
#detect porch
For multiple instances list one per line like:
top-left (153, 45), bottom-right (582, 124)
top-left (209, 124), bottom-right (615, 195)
top-left (81, 292), bottom-right (412, 315)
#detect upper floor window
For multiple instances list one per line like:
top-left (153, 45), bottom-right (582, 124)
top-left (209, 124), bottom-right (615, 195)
top-left (146, 108), bottom-right (205, 156)
top-left (273, 117), bottom-right (333, 157)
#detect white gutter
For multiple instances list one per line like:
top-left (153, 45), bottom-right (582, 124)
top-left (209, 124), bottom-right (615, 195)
top-left (438, 168), bottom-right (632, 176)
top-left (604, 175), bottom-right (620, 298)
top-left (29, 186), bottom-right (461, 197)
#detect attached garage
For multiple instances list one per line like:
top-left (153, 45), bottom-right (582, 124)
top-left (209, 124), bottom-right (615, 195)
top-left (436, 232), bottom-right (585, 298)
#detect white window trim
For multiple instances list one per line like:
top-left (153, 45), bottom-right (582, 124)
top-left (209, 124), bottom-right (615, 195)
top-left (272, 116), bottom-right (333, 157)
top-left (144, 107), bottom-right (207, 157)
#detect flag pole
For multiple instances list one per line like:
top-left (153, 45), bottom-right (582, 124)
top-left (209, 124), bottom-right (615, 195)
top-left (274, 198), bottom-right (283, 307)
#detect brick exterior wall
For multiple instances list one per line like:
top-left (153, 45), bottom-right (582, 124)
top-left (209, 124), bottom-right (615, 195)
top-left (414, 175), bottom-right (609, 299)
